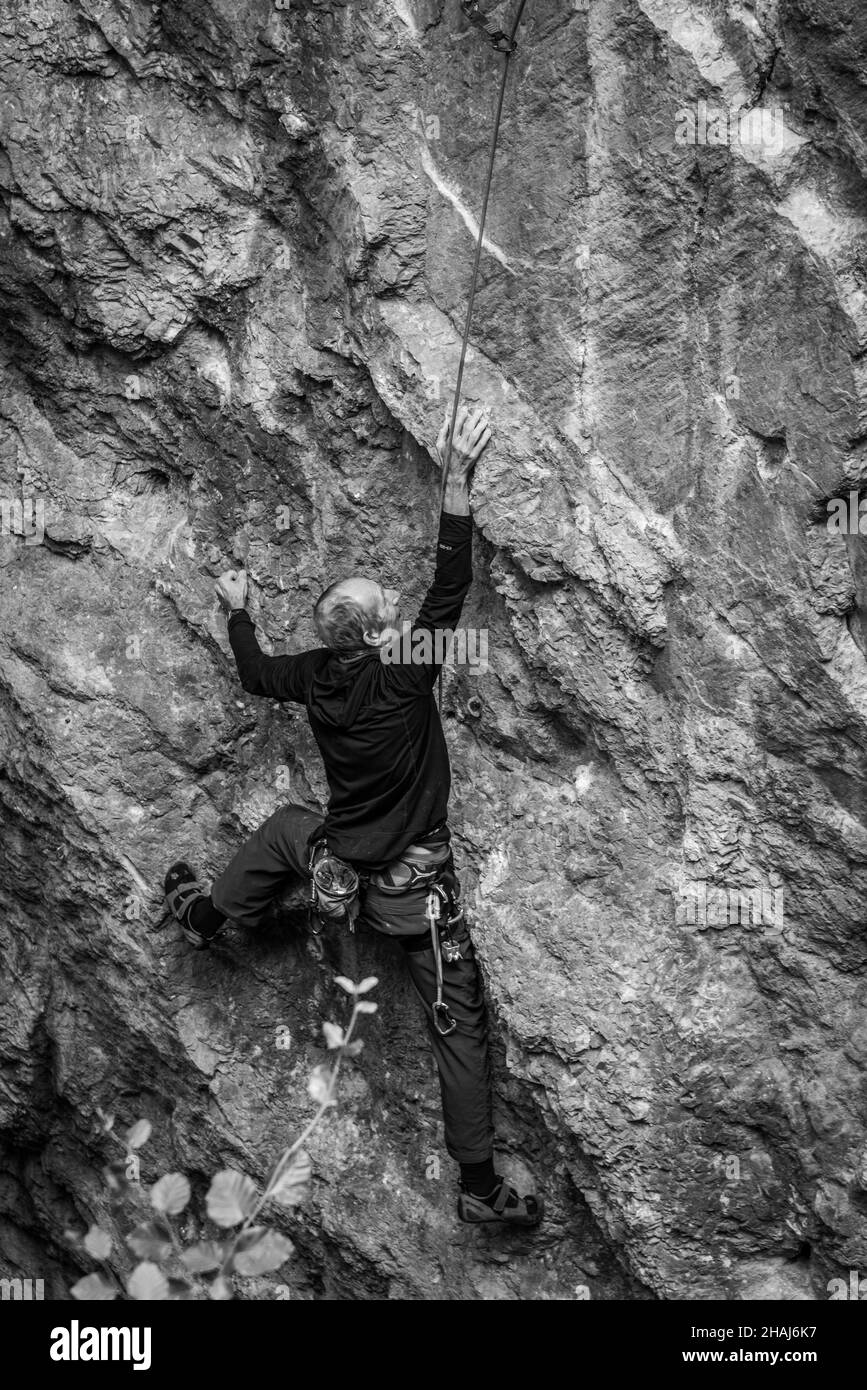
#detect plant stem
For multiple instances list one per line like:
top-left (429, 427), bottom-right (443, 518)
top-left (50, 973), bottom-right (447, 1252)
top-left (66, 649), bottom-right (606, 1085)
top-left (226, 1000), bottom-right (361, 1272)
top-left (251, 1003), bottom-right (360, 1222)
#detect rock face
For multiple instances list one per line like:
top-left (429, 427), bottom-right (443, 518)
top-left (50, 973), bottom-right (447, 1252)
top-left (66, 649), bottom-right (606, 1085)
top-left (1, 0), bottom-right (867, 1300)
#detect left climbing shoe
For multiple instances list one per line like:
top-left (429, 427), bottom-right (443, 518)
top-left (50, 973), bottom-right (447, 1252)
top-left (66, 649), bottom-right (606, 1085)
top-left (457, 1176), bottom-right (544, 1227)
top-left (164, 861), bottom-right (223, 949)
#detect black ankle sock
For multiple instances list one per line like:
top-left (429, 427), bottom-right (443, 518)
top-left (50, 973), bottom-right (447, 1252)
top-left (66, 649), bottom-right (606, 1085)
top-left (189, 896), bottom-right (226, 939)
top-left (460, 1157), bottom-right (497, 1196)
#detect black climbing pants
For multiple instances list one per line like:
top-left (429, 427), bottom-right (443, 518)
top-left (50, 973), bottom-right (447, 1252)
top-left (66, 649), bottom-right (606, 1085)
top-left (210, 803), bottom-right (494, 1164)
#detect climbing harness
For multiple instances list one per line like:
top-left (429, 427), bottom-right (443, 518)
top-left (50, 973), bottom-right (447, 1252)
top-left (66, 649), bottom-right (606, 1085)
top-left (367, 824), bottom-right (451, 894)
top-left (367, 828), bottom-right (464, 1038)
top-left (436, 0), bottom-right (530, 713)
top-left (306, 824), bottom-right (450, 929)
top-left (370, 831), bottom-right (464, 1035)
top-left (307, 825), bottom-right (465, 1039)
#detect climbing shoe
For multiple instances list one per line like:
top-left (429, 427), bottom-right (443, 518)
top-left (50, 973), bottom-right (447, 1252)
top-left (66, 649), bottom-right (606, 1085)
top-left (457, 1176), bottom-right (544, 1227)
top-left (164, 861), bottom-right (225, 949)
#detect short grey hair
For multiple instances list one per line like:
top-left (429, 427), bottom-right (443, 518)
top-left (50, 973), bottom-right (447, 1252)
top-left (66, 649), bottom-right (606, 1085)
top-left (313, 583), bottom-right (382, 652)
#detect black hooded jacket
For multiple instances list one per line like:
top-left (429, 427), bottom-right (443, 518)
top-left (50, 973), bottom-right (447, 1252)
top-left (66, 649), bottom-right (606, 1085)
top-left (226, 512), bottom-right (472, 870)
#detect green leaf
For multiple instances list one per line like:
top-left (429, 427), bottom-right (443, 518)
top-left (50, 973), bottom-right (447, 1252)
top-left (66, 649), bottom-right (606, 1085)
top-left (71, 1273), bottom-right (116, 1301)
top-left (126, 1119), bottom-right (152, 1150)
top-left (356, 976), bottom-right (379, 994)
top-left (268, 1150), bottom-right (311, 1209)
top-left (209, 1275), bottom-right (233, 1300)
top-left (307, 1064), bottom-right (335, 1106)
top-left (180, 1241), bottom-right (224, 1274)
top-left (127, 1219), bottom-right (173, 1262)
top-left (355, 1000), bottom-right (378, 1015)
top-left (232, 1228), bottom-right (295, 1277)
top-left (151, 1172), bottom-right (191, 1215)
top-left (342, 1040), bottom-right (364, 1057)
top-left (322, 1021), bottom-right (344, 1049)
top-left (83, 1225), bottom-right (112, 1260)
top-left (206, 1169), bottom-right (258, 1228)
top-left (127, 1261), bottom-right (170, 1301)
top-left (167, 1277), bottom-right (194, 1301)
top-left (334, 975), bottom-right (357, 995)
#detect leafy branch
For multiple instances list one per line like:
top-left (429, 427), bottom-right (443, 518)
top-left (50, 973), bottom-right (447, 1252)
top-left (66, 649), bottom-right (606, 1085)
top-left (69, 975), bottom-right (378, 1301)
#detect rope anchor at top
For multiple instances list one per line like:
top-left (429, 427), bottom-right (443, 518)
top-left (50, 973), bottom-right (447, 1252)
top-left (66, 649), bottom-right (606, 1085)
top-left (460, 0), bottom-right (519, 52)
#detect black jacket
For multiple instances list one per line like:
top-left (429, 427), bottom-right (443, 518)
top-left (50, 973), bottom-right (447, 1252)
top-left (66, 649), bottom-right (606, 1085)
top-left (226, 512), bottom-right (472, 870)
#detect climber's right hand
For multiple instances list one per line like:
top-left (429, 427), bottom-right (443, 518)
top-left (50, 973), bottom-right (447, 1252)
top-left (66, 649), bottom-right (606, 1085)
top-left (215, 569), bottom-right (249, 613)
top-left (435, 404), bottom-right (491, 484)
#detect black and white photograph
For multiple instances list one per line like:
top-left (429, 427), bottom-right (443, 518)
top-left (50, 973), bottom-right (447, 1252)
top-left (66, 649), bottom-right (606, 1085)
top-left (0, 0), bottom-right (865, 1353)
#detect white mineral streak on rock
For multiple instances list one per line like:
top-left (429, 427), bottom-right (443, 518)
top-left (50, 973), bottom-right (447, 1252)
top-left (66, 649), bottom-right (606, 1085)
top-left (638, 0), bottom-right (867, 341)
top-left (390, 0), bottom-right (421, 39)
top-left (419, 145), bottom-right (516, 273)
top-left (479, 845), bottom-right (510, 897)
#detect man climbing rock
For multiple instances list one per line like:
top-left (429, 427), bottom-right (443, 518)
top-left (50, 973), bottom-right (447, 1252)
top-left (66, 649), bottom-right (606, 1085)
top-left (164, 405), bottom-right (542, 1227)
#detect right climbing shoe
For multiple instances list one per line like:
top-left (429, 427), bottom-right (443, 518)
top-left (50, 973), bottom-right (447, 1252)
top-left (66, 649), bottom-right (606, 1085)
top-left (457, 1176), bottom-right (544, 1227)
top-left (164, 861), bottom-right (225, 949)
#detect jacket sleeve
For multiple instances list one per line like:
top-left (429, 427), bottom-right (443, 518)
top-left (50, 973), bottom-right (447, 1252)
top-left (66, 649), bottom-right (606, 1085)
top-left (415, 511), bottom-right (473, 633)
top-left (383, 511), bottom-right (473, 691)
top-left (227, 610), bottom-right (319, 703)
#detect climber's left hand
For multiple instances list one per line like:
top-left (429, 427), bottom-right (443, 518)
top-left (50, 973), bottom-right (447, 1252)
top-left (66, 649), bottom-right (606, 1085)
top-left (215, 569), bottom-right (248, 613)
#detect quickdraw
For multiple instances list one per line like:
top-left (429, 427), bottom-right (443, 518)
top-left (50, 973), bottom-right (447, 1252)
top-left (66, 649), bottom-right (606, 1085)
top-left (459, 0), bottom-right (518, 52)
top-left (426, 877), bottom-right (465, 1037)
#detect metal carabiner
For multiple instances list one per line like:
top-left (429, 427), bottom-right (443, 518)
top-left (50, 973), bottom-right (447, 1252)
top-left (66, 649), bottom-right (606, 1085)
top-left (432, 1000), bottom-right (458, 1037)
top-left (441, 936), bottom-right (462, 964)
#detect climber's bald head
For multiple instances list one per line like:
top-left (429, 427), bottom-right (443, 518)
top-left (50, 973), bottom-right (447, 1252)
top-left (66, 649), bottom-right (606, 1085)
top-left (313, 577), bottom-right (401, 652)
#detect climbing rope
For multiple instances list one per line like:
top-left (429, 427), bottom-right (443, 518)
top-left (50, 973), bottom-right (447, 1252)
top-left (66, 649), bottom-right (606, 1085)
top-left (436, 0), bottom-right (530, 712)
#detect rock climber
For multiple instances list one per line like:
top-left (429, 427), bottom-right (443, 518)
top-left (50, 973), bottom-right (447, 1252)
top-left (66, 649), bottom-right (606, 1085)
top-left (164, 404), bottom-right (542, 1227)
